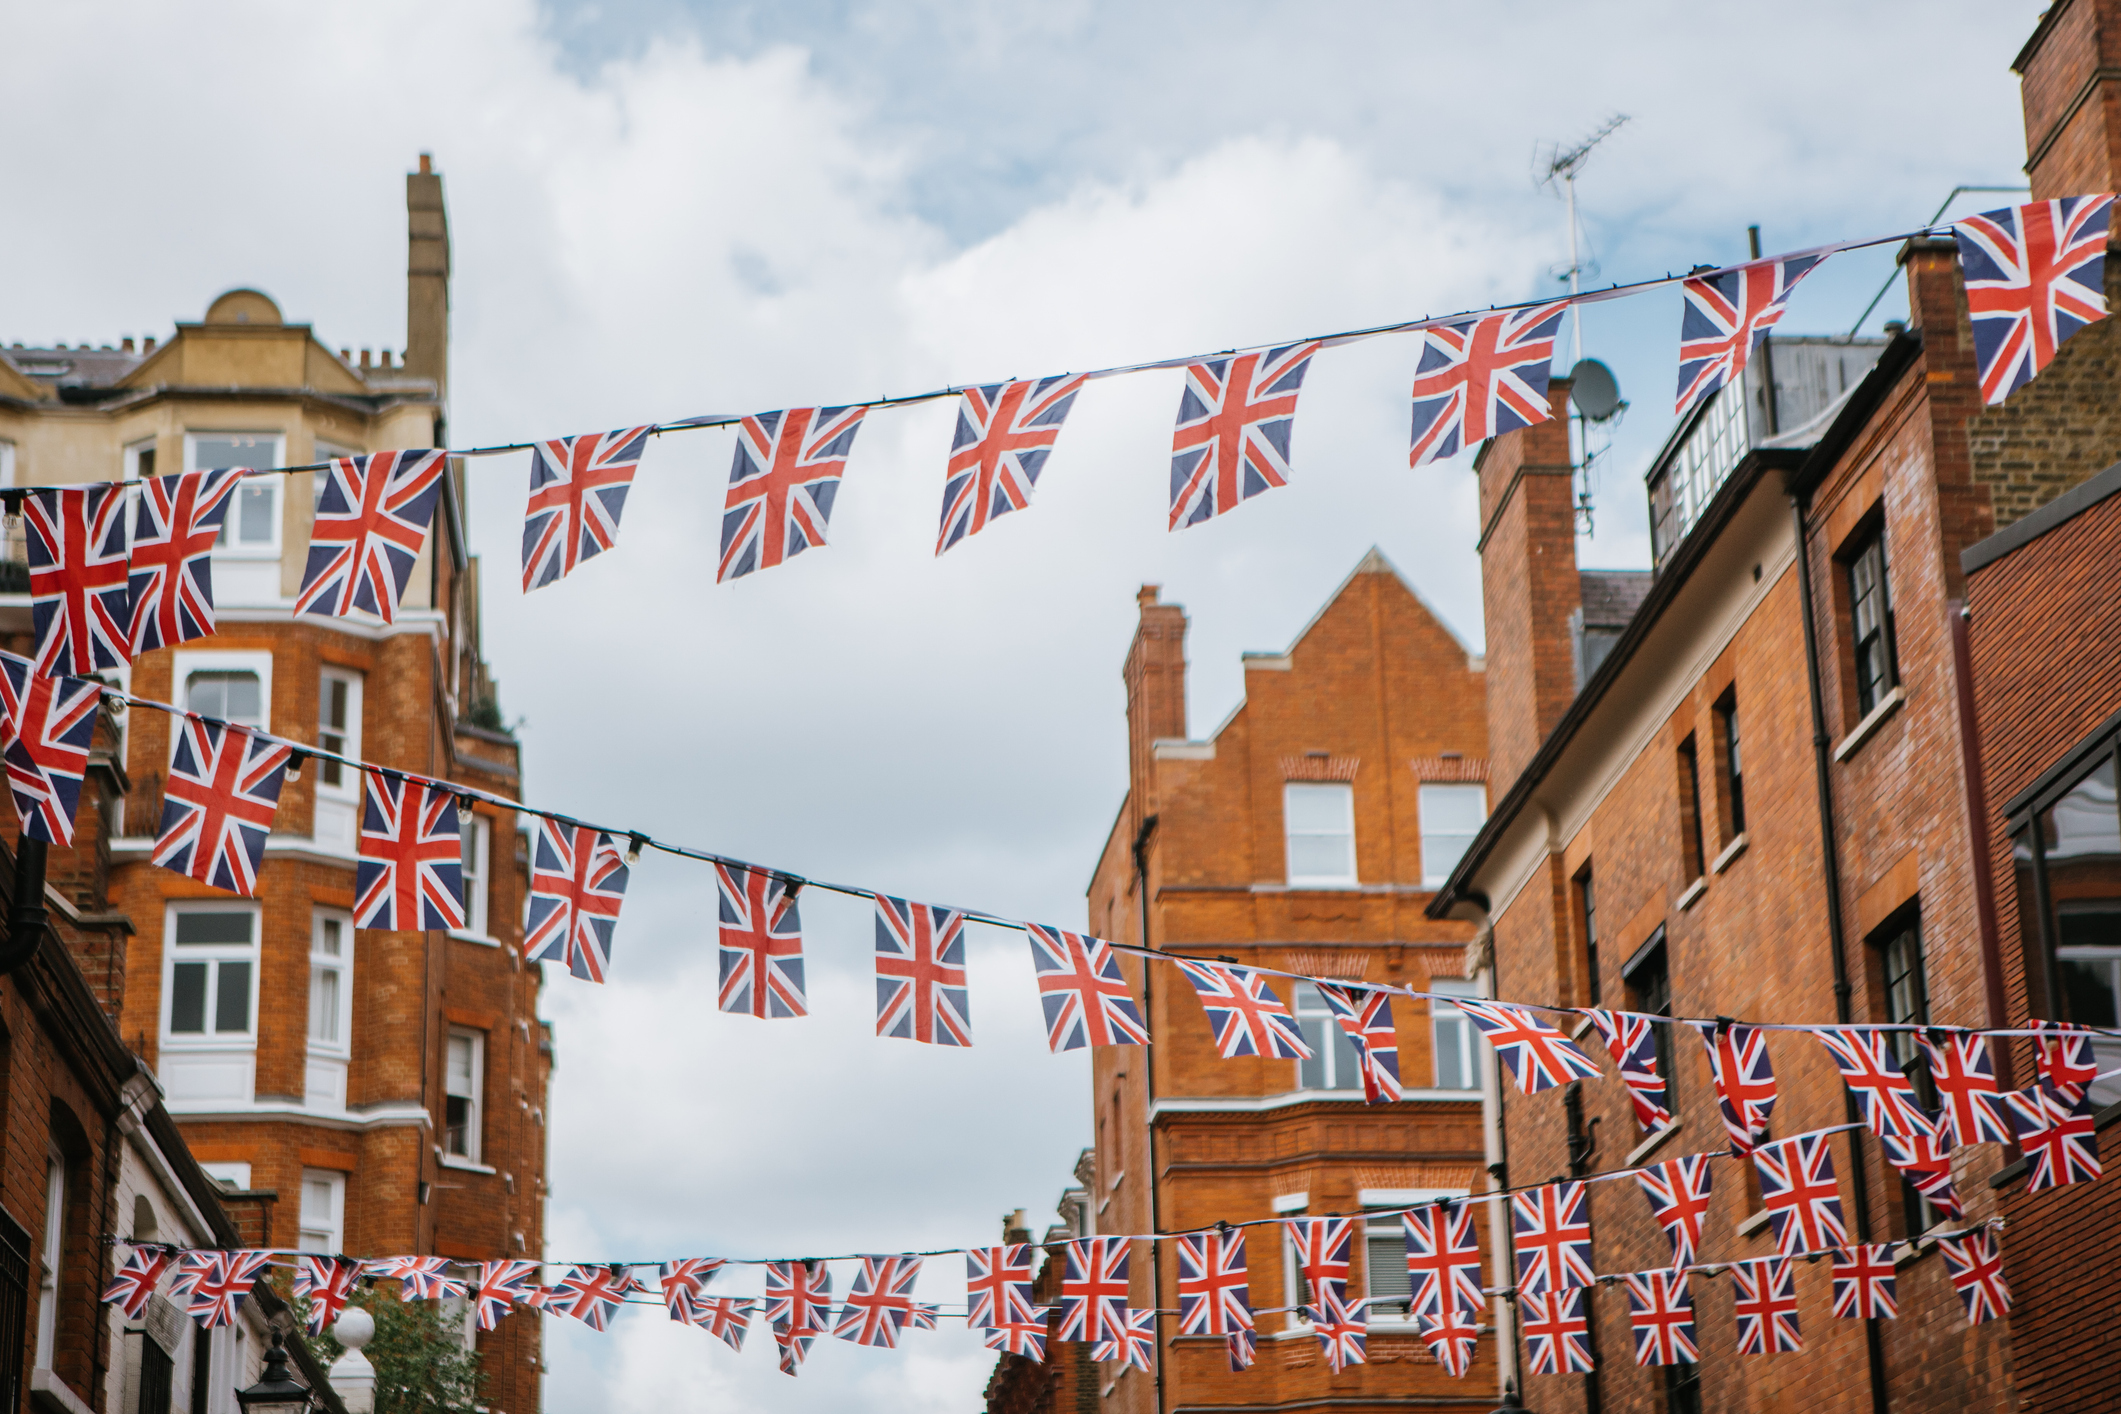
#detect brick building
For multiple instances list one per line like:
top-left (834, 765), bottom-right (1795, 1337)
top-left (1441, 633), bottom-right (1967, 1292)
top-left (0, 159), bottom-right (547, 1414)
top-left (1059, 552), bottom-right (1494, 1414)
top-left (1427, 4), bottom-right (2121, 1409)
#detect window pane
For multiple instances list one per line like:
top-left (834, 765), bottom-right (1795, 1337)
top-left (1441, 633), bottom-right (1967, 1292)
top-left (186, 671), bottom-right (261, 725)
top-left (1329, 1020), bottom-right (1360, 1090)
top-left (214, 961), bottom-right (250, 1033)
top-left (445, 1096), bottom-right (471, 1156)
top-left (1299, 1017), bottom-right (1327, 1089)
top-left (175, 911), bottom-right (251, 946)
top-left (447, 1034), bottom-right (475, 1096)
top-left (237, 484), bottom-right (273, 544)
top-left (191, 435), bottom-right (272, 471)
top-left (309, 967), bottom-right (339, 1044)
top-left (2060, 957), bottom-right (2120, 1028)
top-left (1364, 1231), bottom-right (1410, 1312)
top-left (170, 962), bottom-right (208, 1033)
top-left (317, 917), bottom-right (342, 958)
top-left (1285, 784), bottom-right (1352, 832)
top-left (1288, 834), bottom-right (1353, 880)
top-left (1419, 784), bottom-right (1488, 833)
top-left (302, 1178), bottom-right (335, 1226)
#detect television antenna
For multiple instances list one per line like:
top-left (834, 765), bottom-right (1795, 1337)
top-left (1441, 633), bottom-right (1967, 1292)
top-left (1537, 113), bottom-right (1630, 366)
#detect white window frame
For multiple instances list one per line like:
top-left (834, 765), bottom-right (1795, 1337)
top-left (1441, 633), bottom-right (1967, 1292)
top-left (1429, 978), bottom-right (1480, 1092)
top-left (161, 903), bottom-right (262, 1047)
top-left (184, 431), bottom-right (283, 557)
top-left (123, 436), bottom-right (157, 482)
top-left (454, 810), bottom-right (493, 942)
top-left (1284, 781), bottom-right (1357, 887)
top-left (0, 439), bottom-right (15, 489)
top-left (172, 649), bottom-right (273, 735)
top-left (315, 668), bottom-right (363, 802)
top-left (309, 911), bottom-right (353, 1056)
top-left (298, 1169), bottom-right (346, 1255)
top-left (1418, 783), bottom-right (1488, 888)
top-left (444, 1029), bottom-right (485, 1165)
top-left (1275, 1195), bottom-right (1311, 1332)
top-left (35, 1148), bottom-right (62, 1369)
top-left (1359, 1188), bottom-right (1470, 1330)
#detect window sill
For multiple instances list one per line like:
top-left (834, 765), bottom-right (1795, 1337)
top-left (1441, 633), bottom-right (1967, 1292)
top-left (448, 930), bottom-right (502, 949)
top-left (1833, 686), bottom-right (1906, 763)
top-left (1712, 833), bottom-right (1748, 874)
top-left (438, 1153), bottom-right (496, 1174)
top-left (1624, 1120), bottom-right (1682, 1167)
top-left (1282, 880), bottom-right (1362, 891)
top-left (1735, 1207), bottom-right (1773, 1239)
top-left (1676, 877), bottom-right (1707, 912)
top-left (31, 1369), bottom-right (93, 1414)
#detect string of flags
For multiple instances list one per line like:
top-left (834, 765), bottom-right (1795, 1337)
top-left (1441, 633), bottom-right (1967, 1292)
top-left (4, 197), bottom-right (2112, 682)
top-left (97, 1109), bottom-right (2026, 1380)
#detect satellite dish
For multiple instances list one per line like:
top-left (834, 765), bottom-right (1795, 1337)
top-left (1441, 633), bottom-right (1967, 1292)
top-left (1568, 359), bottom-right (1622, 421)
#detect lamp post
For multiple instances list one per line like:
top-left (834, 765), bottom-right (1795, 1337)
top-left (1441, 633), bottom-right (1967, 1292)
top-left (235, 1331), bottom-right (315, 1414)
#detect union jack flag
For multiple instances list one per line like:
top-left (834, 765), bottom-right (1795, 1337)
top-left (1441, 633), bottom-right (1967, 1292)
top-left (178, 1251), bottom-right (272, 1328)
top-left (833, 1255), bottom-right (921, 1348)
top-left (1624, 1270), bottom-right (1696, 1367)
top-left (1402, 1202), bottom-right (1483, 1319)
top-left (1455, 998), bottom-right (1600, 1095)
top-left (1522, 1287), bottom-right (1593, 1375)
top-left (1407, 303), bottom-right (1568, 467)
top-left (550, 1264), bottom-right (629, 1331)
top-left (25, 484), bottom-right (130, 676)
top-left (2006, 1083), bottom-right (2103, 1191)
top-left (1315, 983), bottom-right (1402, 1103)
top-left (1224, 1326), bottom-right (1257, 1372)
top-left (1673, 254), bottom-right (1823, 415)
top-left (126, 468), bottom-right (242, 653)
top-left (153, 720), bottom-right (292, 896)
top-left (983, 1304), bottom-right (1052, 1362)
top-left (1025, 925), bottom-right (1147, 1052)
top-left (1282, 1216), bottom-right (1355, 1307)
top-left (937, 376), bottom-right (1084, 554)
top-left (1635, 1154), bottom-right (1714, 1270)
top-left (1732, 1257), bottom-right (1802, 1354)
top-left (1939, 1228), bottom-right (2011, 1325)
top-left (2031, 1019), bottom-right (2101, 1101)
top-left (101, 1246), bottom-right (174, 1319)
top-left (1174, 959), bottom-right (1310, 1060)
top-left (1688, 1020), bottom-right (1778, 1155)
top-left (293, 1255), bottom-right (362, 1335)
top-left (699, 1297), bottom-right (750, 1352)
top-left (355, 776), bottom-right (465, 931)
top-left (1511, 1181), bottom-right (1592, 1295)
top-left (773, 1324), bottom-right (818, 1376)
top-left (1175, 1229), bottom-right (1252, 1336)
top-left (1417, 1302), bottom-right (1480, 1378)
top-left (1584, 1008), bottom-right (1673, 1130)
top-left (1309, 1285), bottom-right (1367, 1372)
top-left (523, 820), bottom-right (630, 983)
top-left (1092, 1307), bottom-right (1155, 1372)
top-left (521, 427), bottom-right (654, 591)
top-left (1955, 196), bottom-right (2114, 404)
top-left (364, 1255), bottom-right (466, 1302)
top-left (1814, 1027), bottom-right (1937, 1140)
top-left (1921, 1029), bottom-right (2008, 1146)
top-left (717, 863), bottom-right (807, 1018)
top-left (907, 1302), bottom-right (940, 1332)
top-left (658, 1257), bottom-right (727, 1325)
top-left (1829, 1245), bottom-right (1896, 1322)
top-left (874, 895), bottom-right (972, 1046)
top-left (296, 450), bottom-right (450, 624)
top-left (766, 1260), bottom-right (834, 1333)
top-left (1753, 1132), bottom-right (1848, 1256)
top-left (965, 1244), bottom-right (1036, 1330)
top-left (1057, 1237), bottom-right (1130, 1345)
top-left (0, 651), bottom-right (102, 845)
top-left (720, 405), bottom-right (867, 581)
top-left (1168, 341), bottom-right (1318, 529)
top-left (473, 1260), bottom-right (542, 1331)
top-left (1877, 1130), bottom-right (1964, 1220)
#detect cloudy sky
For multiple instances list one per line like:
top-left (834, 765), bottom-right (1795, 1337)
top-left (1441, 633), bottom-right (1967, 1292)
top-left (3, 2), bottom-right (2043, 1408)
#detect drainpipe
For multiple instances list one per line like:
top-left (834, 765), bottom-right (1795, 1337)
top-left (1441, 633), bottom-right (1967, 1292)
top-left (0, 837), bottom-right (49, 974)
top-left (1947, 600), bottom-right (2013, 1079)
top-left (1132, 815), bottom-right (1166, 1414)
top-left (1791, 494), bottom-right (1890, 1414)
top-left (1474, 922), bottom-right (1521, 1402)
top-left (1563, 1082), bottom-right (1602, 1414)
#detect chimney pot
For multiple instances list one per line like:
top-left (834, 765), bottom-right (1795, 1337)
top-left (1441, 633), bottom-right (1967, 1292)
top-left (340, 349), bottom-right (353, 362)
top-left (121, 337), bottom-right (135, 353)
top-left (419, 152), bottom-right (432, 175)
top-left (142, 337), bottom-right (156, 353)
top-left (359, 349), bottom-right (372, 369)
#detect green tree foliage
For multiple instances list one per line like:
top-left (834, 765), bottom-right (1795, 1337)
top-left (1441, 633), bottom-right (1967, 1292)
top-left (300, 1287), bottom-right (486, 1414)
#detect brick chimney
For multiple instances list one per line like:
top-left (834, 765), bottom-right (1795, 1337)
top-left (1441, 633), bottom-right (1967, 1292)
top-left (405, 153), bottom-right (450, 400)
top-left (1124, 586), bottom-right (1189, 825)
top-left (1473, 380), bottom-right (1580, 790)
top-left (2015, 0), bottom-right (2121, 200)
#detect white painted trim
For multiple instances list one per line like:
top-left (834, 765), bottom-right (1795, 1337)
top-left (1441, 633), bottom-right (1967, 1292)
top-left (1357, 1187), bottom-right (1468, 1206)
top-left (437, 1154), bottom-right (497, 1176)
top-left (1152, 739), bottom-right (1215, 761)
top-left (1735, 1207), bottom-right (1773, 1238)
top-left (1271, 1192), bottom-right (1309, 1213)
top-left (1833, 685), bottom-right (1907, 762)
top-left (30, 1368), bottom-right (93, 1414)
top-left (1677, 877), bottom-right (1707, 912)
top-left (170, 647), bottom-right (273, 734)
top-left (1712, 833), bottom-right (1749, 874)
top-left (1241, 653), bottom-right (1293, 671)
top-left (159, 1101), bottom-right (430, 1130)
top-left (1623, 1120), bottom-right (1684, 1168)
top-left (1151, 1090), bottom-right (1476, 1117)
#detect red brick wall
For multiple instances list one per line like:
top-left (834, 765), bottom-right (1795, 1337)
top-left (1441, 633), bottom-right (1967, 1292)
top-left (2016, 0), bottom-right (2121, 201)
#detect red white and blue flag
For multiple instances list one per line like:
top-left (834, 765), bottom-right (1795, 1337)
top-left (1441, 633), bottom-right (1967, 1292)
top-left (176, 1252), bottom-right (272, 1329)
top-left (26, 484), bottom-right (130, 677)
top-left (2031, 1020), bottom-right (2101, 1101)
top-left (1921, 1029), bottom-right (2008, 1147)
top-left (766, 1260), bottom-right (834, 1334)
top-left (474, 1261), bottom-right (542, 1331)
top-left (717, 863), bottom-right (807, 1018)
top-left (356, 776), bottom-right (466, 931)
top-left (1174, 959), bottom-right (1310, 1061)
top-left (1733, 1257), bottom-right (1802, 1354)
top-left (1175, 1230), bottom-right (1253, 1336)
top-left (1753, 1132), bottom-right (1848, 1256)
top-left (1689, 1020), bottom-right (1778, 1155)
top-left (833, 1256), bottom-right (921, 1349)
top-left (1057, 1237), bottom-right (1130, 1345)
top-left (1624, 1270), bottom-right (1696, 1367)
top-left (1024, 925), bottom-right (1147, 1052)
top-left (1939, 1229), bottom-right (2011, 1326)
top-left (550, 1265), bottom-right (629, 1331)
top-left (720, 406), bottom-right (867, 581)
top-left (700, 1297), bottom-right (751, 1352)
top-left (1417, 1303), bottom-right (1480, 1378)
top-left (874, 895), bottom-right (972, 1046)
top-left (101, 1246), bottom-right (174, 1320)
top-left (1511, 1181), bottom-right (1592, 1294)
top-left (1168, 342), bottom-right (1319, 530)
top-left (1674, 255), bottom-right (1823, 415)
top-left (1956, 196), bottom-right (2114, 404)
top-left (1310, 1287), bottom-right (1367, 1373)
top-left (1408, 303), bottom-right (1568, 467)
top-left (1092, 1307), bottom-right (1156, 1372)
top-left (774, 1324), bottom-right (818, 1376)
top-left (521, 427), bottom-right (654, 591)
top-left (1224, 1326), bottom-right (1257, 1373)
top-left (983, 1304), bottom-right (1053, 1362)
top-left (2004, 1083), bottom-right (2104, 1191)
top-left (153, 720), bottom-right (292, 896)
top-left (127, 469), bottom-right (242, 653)
top-left (1814, 1027), bottom-right (1937, 1140)
top-left (658, 1258), bottom-right (728, 1326)
top-left (1315, 983), bottom-right (1402, 1103)
top-left (1522, 1287), bottom-right (1593, 1375)
top-left (0, 651), bottom-right (102, 845)
top-left (1635, 1154), bottom-right (1713, 1270)
top-left (293, 1256), bottom-right (363, 1335)
top-left (965, 1245), bottom-right (1036, 1331)
top-left (1456, 998), bottom-right (1600, 1095)
top-left (1584, 1008), bottom-right (1673, 1131)
top-left (1877, 1130), bottom-right (1964, 1219)
top-left (937, 376), bottom-right (1084, 554)
top-left (296, 450), bottom-right (450, 624)
top-left (366, 1255), bottom-right (466, 1302)
top-left (907, 1303), bottom-right (941, 1333)
top-left (523, 820), bottom-right (630, 983)
top-left (1402, 1203), bottom-right (1484, 1319)
top-left (1829, 1245), bottom-right (1896, 1322)
top-left (1282, 1216), bottom-right (1355, 1306)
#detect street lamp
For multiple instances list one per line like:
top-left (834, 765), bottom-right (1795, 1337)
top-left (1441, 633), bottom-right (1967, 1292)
top-left (235, 1331), bottom-right (315, 1414)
